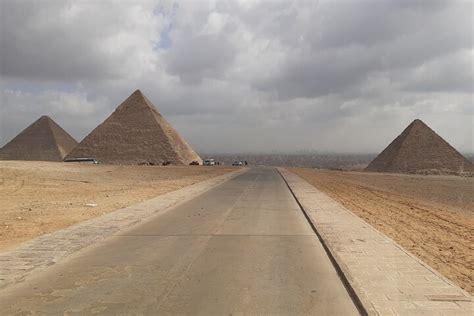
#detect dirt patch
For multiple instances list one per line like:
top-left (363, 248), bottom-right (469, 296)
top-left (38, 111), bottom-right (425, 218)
top-left (290, 168), bottom-right (474, 295)
top-left (0, 161), bottom-right (233, 252)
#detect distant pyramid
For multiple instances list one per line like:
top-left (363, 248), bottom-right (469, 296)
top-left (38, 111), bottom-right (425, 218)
top-left (66, 90), bottom-right (202, 165)
top-left (366, 119), bottom-right (473, 174)
top-left (0, 116), bottom-right (78, 161)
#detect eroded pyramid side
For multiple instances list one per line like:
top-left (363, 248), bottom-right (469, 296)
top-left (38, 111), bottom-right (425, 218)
top-left (0, 116), bottom-right (78, 161)
top-left (141, 92), bottom-right (202, 165)
top-left (66, 90), bottom-right (202, 165)
top-left (366, 119), bottom-right (473, 174)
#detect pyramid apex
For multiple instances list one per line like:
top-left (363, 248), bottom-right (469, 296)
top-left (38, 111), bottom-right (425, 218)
top-left (116, 89), bottom-right (156, 113)
top-left (35, 115), bottom-right (54, 126)
top-left (408, 119), bottom-right (430, 131)
top-left (127, 89), bottom-right (149, 103)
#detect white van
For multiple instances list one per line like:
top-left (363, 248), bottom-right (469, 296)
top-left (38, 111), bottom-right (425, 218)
top-left (203, 158), bottom-right (215, 166)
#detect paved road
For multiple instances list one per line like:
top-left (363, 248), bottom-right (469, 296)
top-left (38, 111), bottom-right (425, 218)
top-left (1, 168), bottom-right (359, 315)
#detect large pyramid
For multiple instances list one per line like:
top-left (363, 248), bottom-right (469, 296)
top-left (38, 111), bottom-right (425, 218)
top-left (66, 90), bottom-right (202, 165)
top-left (366, 119), bottom-right (473, 174)
top-left (0, 115), bottom-right (78, 161)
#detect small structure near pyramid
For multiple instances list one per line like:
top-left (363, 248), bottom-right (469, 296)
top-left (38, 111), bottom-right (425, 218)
top-left (366, 119), bottom-right (473, 175)
top-left (0, 116), bottom-right (78, 161)
top-left (66, 90), bottom-right (202, 165)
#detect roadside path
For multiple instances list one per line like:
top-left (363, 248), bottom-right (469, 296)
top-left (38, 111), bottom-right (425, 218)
top-left (0, 168), bottom-right (245, 290)
top-left (279, 168), bottom-right (473, 316)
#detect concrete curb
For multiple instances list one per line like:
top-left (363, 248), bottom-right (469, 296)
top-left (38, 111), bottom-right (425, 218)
top-left (0, 167), bottom-right (248, 290)
top-left (278, 168), bottom-right (473, 316)
top-left (276, 168), bottom-right (371, 316)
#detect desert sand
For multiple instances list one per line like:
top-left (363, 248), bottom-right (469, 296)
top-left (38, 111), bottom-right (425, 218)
top-left (291, 168), bottom-right (474, 295)
top-left (0, 161), bottom-right (233, 252)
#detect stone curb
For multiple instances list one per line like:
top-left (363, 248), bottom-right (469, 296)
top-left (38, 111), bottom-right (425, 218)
top-left (278, 168), bottom-right (473, 316)
top-left (0, 168), bottom-right (248, 290)
top-left (276, 168), bottom-right (371, 316)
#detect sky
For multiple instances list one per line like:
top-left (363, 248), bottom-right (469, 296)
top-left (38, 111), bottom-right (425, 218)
top-left (0, 0), bottom-right (473, 154)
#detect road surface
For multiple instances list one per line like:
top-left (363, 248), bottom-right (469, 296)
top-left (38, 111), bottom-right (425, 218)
top-left (0, 168), bottom-right (359, 315)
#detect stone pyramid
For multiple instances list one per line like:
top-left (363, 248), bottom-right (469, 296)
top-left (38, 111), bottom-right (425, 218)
top-left (66, 90), bottom-right (202, 165)
top-left (366, 119), bottom-right (473, 174)
top-left (0, 115), bottom-right (78, 161)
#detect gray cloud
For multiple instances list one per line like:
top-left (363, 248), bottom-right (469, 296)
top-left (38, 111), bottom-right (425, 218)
top-left (165, 32), bottom-right (237, 84)
top-left (1, 0), bottom-right (472, 154)
top-left (0, 0), bottom-right (161, 81)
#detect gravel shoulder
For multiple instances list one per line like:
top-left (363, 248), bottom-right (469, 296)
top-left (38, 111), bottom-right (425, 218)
top-left (290, 168), bottom-right (474, 295)
top-left (0, 161), bottom-right (233, 252)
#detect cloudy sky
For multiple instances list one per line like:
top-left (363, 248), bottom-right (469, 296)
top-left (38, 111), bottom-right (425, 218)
top-left (1, 0), bottom-right (472, 154)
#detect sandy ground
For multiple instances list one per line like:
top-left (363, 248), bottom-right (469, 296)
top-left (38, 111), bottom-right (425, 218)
top-left (0, 161), bottom-right (233, 252)
top-left (290, 168), bottom-right (474, 295)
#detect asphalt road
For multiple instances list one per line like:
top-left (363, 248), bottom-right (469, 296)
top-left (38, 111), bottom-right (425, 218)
top-left (1, 168), bottom-right (359, 315)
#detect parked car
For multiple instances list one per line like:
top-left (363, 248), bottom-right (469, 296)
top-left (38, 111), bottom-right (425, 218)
top-left (64, 158), bottom-right (98, 164)
top-left (203, 158), bottom-right (215, 166)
